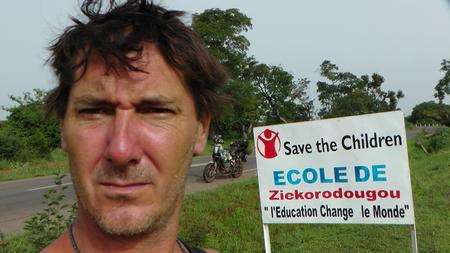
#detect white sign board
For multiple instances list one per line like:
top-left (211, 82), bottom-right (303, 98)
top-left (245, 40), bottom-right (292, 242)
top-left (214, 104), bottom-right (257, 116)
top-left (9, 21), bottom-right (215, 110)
top-left (254, 111), bottom-right (415, 225)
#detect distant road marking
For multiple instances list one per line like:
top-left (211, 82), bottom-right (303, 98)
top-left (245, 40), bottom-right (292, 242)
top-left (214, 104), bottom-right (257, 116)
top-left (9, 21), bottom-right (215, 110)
top-left (191, 162), bottom-right (210, 167)
top-left (27, 182), bottom-right (73, 192)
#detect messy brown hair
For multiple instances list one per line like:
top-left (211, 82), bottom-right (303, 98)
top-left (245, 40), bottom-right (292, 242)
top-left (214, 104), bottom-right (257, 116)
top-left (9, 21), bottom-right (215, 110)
top-left (46, 0), bottom-right (228, 120)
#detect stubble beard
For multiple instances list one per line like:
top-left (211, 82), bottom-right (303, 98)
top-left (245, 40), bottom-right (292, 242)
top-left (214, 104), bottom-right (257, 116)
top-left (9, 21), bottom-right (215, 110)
top-left (70, 159), bottom-right (189, 238)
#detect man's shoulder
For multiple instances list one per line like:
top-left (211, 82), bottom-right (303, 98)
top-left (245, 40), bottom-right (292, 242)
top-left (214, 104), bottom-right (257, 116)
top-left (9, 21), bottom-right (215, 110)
top-left (41, 231), bottom-right (71, 253)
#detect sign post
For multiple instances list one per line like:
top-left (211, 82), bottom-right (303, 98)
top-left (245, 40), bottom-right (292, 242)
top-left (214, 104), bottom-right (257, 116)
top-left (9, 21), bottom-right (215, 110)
top-left (253, 111), bottom-right (417, 252)
top-left (262, 224), bottom-right (271, 253)
top-left (411, 224), bottom-right (418, 253)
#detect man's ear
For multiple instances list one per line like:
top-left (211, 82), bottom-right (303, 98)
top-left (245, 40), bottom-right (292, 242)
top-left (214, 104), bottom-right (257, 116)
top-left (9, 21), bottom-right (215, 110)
top-left (193, 113), bottom-right (211, 156)
top-left (60, 122), bottom-right (67, 152)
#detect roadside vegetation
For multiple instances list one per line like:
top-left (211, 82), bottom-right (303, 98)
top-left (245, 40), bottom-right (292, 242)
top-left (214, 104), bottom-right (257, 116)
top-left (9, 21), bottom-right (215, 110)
top-left (0, 149), bottom-right (67, 182)
top-left (1, 129), bottom-right (449, 252)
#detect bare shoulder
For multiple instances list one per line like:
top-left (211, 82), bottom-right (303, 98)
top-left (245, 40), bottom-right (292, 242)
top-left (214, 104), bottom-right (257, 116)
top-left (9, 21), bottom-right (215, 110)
top-left (204, 249), bottom-right (220, 253)
top-left (40, 231), bottom-right (70, 253)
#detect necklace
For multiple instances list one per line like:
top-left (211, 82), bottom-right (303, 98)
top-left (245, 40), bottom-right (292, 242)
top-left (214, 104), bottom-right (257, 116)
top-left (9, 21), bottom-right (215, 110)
top-left (69, 223), bottom-right (189, 253)
top-left (69, 222), bottom-right (81, 253)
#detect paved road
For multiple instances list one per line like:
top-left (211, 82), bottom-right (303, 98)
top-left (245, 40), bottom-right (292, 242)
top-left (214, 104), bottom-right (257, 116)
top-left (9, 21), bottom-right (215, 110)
top-left (0, 155), bottom-right (257, 234)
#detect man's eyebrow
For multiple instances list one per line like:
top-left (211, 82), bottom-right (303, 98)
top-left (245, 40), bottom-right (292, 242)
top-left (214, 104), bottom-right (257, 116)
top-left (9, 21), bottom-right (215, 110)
top-left (72, 95), bottom-right (115, 107)
top-left (72, 95), bottom-right (181, 111)
top-left (135, 96), bottom-right (181, 112)
top-left (135, 95), bottom-right (176, 106)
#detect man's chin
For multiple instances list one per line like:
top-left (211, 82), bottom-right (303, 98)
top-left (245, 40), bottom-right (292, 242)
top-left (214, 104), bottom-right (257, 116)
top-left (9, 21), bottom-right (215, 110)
top-left (89, 205), bottom-right (170, 237)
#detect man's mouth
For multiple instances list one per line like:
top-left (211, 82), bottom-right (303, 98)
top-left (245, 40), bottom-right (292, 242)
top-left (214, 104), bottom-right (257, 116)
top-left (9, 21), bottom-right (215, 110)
top-left (99, 181), bottom-right (151, 195)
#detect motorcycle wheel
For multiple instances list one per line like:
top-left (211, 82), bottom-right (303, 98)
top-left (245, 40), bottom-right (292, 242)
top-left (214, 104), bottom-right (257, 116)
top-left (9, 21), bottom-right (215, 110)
top-left (203, 163), bottom-right (217, 183)
top-left (231, 161), bottom-right (243, 178)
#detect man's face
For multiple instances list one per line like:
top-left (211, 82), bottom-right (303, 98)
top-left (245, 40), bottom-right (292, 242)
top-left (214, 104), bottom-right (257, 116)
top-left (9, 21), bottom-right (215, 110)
top-left (61, 44), bottom-right (209, 236)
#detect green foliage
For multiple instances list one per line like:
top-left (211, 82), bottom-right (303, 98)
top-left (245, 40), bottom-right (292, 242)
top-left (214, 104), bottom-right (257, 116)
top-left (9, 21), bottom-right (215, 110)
top-left (193, 9), bottom-right (258, 137)
top-left (434, 59), bottom-right (450, 103)
top-left (0, 149), bottom-right (68, 182)
top-left (249, 63), bottom-right (313, 124)
top-left (0, 89), bottom-right (60, 161)
top-left (317, 60), bottom-right (404, 118)
top-left (193, 9), bottom-right (313, 137)
top-left (410, 101), bottom-right (450, 126)
top-left (192, 8), bottom-right (252, 78)
top-left (0, 127), bottom-right (21, 160)
top-left (215, 79), bottom-right (262, 138)
top-left (1, 174), bottom-right (76, 252)
top-left (415, 128), bottom-right (450, 153)
top-left (0, 233), bottom-right (35, 253)
top-left (23, 173), bottom-right (76, 251)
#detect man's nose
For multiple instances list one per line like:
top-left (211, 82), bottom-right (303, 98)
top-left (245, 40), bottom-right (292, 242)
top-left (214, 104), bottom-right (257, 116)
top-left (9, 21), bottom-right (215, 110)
top-left (105, 110), bottom-right (143, 167)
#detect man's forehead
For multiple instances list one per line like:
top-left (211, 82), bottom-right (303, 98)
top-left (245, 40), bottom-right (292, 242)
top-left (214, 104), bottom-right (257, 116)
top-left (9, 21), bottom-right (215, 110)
top-left (70, 44), bottom-right (186, 102)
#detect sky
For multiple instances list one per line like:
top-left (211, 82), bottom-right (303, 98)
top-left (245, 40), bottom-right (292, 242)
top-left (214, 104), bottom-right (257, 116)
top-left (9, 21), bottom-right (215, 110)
top-left (1, 0), bottom-right (449, 120)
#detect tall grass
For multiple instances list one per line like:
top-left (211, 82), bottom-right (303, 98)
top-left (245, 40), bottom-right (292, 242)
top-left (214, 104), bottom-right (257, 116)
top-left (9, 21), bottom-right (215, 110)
top-left (0, 149), bottom-right (68, 182)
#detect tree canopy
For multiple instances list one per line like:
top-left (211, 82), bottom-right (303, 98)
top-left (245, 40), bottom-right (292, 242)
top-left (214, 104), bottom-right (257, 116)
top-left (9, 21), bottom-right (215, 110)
top-left (248, 63), bottom-right (313, 124)
top-left (409, 101), bottom-right (450, 126)
top-left (316, 60), bottom-right (404, 118)
top-left (434, 59), bottom-right (450, 103)
top-left (192, 8), bottom-right (252, 78)
top-left (192, 8), bottom-right (312, 137)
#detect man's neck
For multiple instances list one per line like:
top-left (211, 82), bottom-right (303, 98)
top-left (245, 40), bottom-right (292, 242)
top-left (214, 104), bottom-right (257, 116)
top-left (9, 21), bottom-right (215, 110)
top-left (72, 208), bottom-right (182, 253)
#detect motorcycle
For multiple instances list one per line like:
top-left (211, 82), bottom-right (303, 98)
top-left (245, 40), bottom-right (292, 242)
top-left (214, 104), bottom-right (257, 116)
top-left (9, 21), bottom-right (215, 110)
top-left (229, 138), bottom-right (249, 162)
top-left (202, 135), bottom-right (249, 183)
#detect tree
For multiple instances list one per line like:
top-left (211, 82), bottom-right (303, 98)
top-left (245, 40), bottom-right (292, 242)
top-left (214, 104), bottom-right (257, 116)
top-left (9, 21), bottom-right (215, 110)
top-left (0, 89), bottom-right (59, 160)
top-left (409, 101), bottom-right (450, 126)
top-left (434, 59), bottom-right (450, 103)
top-left (193, 9), bottom-right (260, 137)
top-left (249, 63), bottom-right (313, 124)
top-left (192, 8), bottom-right (252, 78)
top-left (316, 60), bottom-right (404, 118)
top-left (192, 8), bottom-right (313, 136)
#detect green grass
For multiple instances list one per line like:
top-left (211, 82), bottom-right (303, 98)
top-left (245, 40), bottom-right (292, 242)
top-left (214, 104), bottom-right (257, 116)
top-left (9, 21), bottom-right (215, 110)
top-left (404, 119), bottom-right (414, 130)
top-left (0, 149), bottom-right (68, 182)
top-left (179, 133), bottom-right (450, 252)
top-left (0, 233), bottom-right (35, 253)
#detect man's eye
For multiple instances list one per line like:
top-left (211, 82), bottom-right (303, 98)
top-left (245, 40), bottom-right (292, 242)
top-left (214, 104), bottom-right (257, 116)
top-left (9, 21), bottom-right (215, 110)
top-left (78, 108), bottom-right (113, 115)
top-left (136, 107), bottom-right (174, 114)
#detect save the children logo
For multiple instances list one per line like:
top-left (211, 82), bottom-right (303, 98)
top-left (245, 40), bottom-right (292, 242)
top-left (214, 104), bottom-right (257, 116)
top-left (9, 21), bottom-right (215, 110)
top-left (257, 129), bottom-right (281, 159)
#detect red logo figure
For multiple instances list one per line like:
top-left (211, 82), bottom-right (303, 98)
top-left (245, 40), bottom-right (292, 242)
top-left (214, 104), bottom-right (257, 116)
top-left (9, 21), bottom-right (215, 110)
top-left (257, 129), bottom-right (281, 159)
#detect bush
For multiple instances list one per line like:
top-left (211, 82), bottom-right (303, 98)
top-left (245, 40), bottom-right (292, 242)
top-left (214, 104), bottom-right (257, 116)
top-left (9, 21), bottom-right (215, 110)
top-left (410, 101), bottom-right (450, 126)
top-left (0, 127), bottom-right (21, 160)
top-left (415, 128), bottom-right (450, 153)
top-left (0, 174), bottom-right (76, 252)
top-left (23, 174), bottom-right (76, 251)
top-left (0, 89), bottom-right (60, 161)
